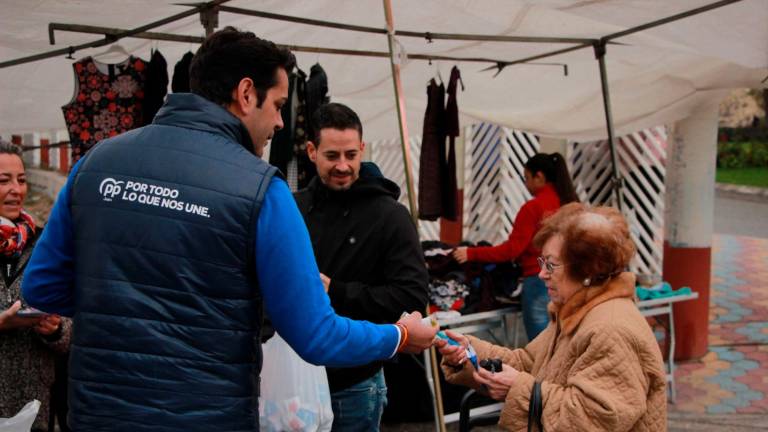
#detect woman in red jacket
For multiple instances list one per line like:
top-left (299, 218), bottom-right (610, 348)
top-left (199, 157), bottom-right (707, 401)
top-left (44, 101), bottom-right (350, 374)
top-left (453, 152), bottom-right (577, 340)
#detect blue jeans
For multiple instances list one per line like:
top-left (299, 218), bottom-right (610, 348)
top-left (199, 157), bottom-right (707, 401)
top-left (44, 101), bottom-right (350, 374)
top-left (522, 276), bottom-right (550, 340)
top-left (330, 370), bottom-right (387, 432)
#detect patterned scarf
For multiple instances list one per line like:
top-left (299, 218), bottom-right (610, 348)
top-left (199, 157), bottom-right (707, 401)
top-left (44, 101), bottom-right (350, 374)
top-left (0, 210), bottom-right (36, 258)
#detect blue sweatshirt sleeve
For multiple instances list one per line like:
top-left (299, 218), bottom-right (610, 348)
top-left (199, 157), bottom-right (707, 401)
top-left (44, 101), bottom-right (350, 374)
top-left (256, 177), bottom-right (400, 366)
top-left (22, 160), bottom-right (83, 317)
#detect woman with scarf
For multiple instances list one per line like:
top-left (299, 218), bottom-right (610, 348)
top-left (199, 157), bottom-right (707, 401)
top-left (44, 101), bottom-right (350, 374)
top-left (438, 203), bottom-right (667, 431)
top-left (0, 140), bottom-right (71, 431)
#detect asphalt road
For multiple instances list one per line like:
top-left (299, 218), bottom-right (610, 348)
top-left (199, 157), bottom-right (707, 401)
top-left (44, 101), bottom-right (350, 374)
top-left (714, 191), bottom-right (768, 238)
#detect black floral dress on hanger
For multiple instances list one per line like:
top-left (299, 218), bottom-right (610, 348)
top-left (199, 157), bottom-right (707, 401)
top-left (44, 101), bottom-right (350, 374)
top-left (61, 56), bottom-right (147, 167)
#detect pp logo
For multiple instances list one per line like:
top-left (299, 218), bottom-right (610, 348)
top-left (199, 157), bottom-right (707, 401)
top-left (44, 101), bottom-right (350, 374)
top-left (99, 178), bottom-right (124, 202)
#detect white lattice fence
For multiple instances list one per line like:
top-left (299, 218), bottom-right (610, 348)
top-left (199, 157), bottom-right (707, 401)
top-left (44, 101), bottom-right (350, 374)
top-left (368, 137), bottom-right (441, 240)
top-left (568, 126), bottom-right (668, 275)
top-left (464, 124), bottom-right (539, 244)
top-left (370, 124), bottom-right (540, 244)
top-left (371, 123), bottom-right (666, 275)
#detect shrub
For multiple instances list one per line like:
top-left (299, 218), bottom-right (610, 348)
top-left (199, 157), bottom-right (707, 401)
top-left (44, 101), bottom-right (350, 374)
top-left (717, 141), bottom-right (768, 168)
top-left (753, 142), bottom-right (768, 167)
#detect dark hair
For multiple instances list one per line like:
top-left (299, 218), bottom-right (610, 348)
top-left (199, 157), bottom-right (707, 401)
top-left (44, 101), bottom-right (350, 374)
top-left (189, 26), bottom-right (295, 108)
top-left (0, 140), bottom-right (23, 158)
top-left (525, 152), bottom-right (578, 204)
top-left (310, 103), bottom-right (363, 145)
top-left (534, 202), bottom-right (635, 286)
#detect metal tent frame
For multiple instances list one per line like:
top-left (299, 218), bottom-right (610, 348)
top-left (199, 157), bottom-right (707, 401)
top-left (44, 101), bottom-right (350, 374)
top-left (1, 0), bottom-right (745, 216)
top-left (0, 0), bottom-right (747, 429)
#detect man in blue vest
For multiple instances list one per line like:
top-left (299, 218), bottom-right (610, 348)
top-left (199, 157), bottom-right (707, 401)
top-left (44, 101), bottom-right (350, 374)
top-left (21, 26), bottom-right (436, 431)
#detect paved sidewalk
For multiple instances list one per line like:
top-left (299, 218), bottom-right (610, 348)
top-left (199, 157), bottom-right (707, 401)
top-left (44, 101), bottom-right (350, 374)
top-left (672, 234), bottom-right (768, 419)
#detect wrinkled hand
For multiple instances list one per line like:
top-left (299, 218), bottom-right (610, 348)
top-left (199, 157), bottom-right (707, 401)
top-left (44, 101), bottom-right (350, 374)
top-left (397, 311), bottom-right (438, 354)
top-left (319, 273), bottom-right (331, 293)
top-left (472, 363), bottom-right (520, 401)
top-left (452, 247), bottom-right (469, 264)
top-left (34, 314), bottom-right (61, 336)
top-left (0, 301), bottom-right (43, 331)
top-left (435, 329), bottom-right (469, 366)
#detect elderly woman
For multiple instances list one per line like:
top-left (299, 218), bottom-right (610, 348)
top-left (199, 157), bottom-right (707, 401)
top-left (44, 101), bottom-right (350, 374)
top-left (437, 203), bottom-right (667, 431)
top-left (0, 140), bottom-right (71, 431)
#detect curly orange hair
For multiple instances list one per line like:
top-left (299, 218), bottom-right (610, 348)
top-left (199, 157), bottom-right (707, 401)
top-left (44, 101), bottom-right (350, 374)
top-left (533, 203), bottom-right (635, 285)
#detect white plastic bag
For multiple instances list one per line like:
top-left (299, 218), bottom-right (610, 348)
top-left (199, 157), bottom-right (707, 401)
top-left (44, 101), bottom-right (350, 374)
top-left (0, 400), bottom-right (40, 432)
top-left (259, 334), bottom-right (333, 432)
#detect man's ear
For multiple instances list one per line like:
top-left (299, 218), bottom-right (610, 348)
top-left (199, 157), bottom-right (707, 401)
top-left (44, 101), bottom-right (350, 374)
top-left (307, 141), bottom-right (318, 163)
top-left (227, 78), bottom-right (256, 117)
top-left (360, 141), bottom-right (366, 156)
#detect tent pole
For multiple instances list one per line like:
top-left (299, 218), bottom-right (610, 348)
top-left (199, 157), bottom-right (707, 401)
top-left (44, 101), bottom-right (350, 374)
top-left (594, 41), bottom-right (623, 210)
top-left (383, 0), bottom-right (419, 222)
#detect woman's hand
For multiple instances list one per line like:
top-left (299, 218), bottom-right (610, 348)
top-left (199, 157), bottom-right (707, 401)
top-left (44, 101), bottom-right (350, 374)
top-left (34, 314), bottom-right (61, 336)
top-left (452, 247), bottom-right (469, 264)
top-left (0, 301), bottom-right (43, 330)
top-left (472, 363), bottom-right (520, 401)
top-left (435, 330), bottom-right (469, 367)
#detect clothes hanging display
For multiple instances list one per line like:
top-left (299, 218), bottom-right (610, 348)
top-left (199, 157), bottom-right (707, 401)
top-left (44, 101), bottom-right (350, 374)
top-left (142, 49), bottom-right (168, 125)
top-left (171, 51), bottom-right (194, 93)
top-left (296, 64), bottom-right (329, 189)
top-left (418, 67), bottom-right (464, 221)
top-left (418, 79), bottom-right (446, 221)
top-left (442, 66), bottom-right (462, 220)
top-left (269, 64), bottom-right (329, 191)
top-left (269, 68), bottom-right (305, 187)
top-left (304, 63), bottom-right (330, 143)
top-left (293, 73), bottom-right (316, 189)
top-left (61, 56), bottom-right (148, 165)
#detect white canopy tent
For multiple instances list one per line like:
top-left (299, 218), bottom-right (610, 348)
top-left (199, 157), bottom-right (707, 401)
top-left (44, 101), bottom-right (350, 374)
top-left (1, 0), bottom-right (766, 143)
top-left (1, 2), bottom-right (765, 427)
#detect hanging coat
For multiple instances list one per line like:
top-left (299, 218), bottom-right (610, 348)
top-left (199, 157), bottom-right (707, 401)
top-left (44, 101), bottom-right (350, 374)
top-left (269, 69), bottom-right (305, 176)
top-left (442, 66), bottom-right (462, 220)
top-left (171, 51), bottom-right (194, 93)
top-left (142, 49), bottom-right (168, 126)
top-left (418, 79), bottom-right (446, 221)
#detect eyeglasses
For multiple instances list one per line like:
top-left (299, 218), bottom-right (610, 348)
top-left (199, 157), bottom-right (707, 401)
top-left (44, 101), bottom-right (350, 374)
top-left (537, 256), bottom-right (564, 274)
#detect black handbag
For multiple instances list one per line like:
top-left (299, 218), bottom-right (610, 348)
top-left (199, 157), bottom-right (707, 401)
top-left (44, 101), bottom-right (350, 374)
top-left (528, 381), bottom-right (544, 432)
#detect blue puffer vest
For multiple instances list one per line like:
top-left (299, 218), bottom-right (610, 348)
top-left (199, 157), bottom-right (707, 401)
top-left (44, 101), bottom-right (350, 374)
top-left (68, 93), bottom-right (276, 431)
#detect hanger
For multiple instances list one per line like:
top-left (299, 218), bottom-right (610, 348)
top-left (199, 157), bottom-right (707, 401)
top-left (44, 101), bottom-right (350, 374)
top-left (92, 42), bottom-right (130, 62)
top-left (453, 65), bottom-right (465, 91)
top-left (427, 59), bottom-right (443, 85)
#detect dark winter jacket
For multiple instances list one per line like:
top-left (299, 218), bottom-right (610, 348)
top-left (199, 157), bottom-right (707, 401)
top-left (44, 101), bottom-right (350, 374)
top-left (67, 93), bottom-right (276, 431)
top-left (294, 168), bottom-right (429, 392)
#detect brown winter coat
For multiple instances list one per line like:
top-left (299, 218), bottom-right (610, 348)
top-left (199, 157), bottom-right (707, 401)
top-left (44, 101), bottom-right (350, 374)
top-left (443, 272), bottom-right (667, 431)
